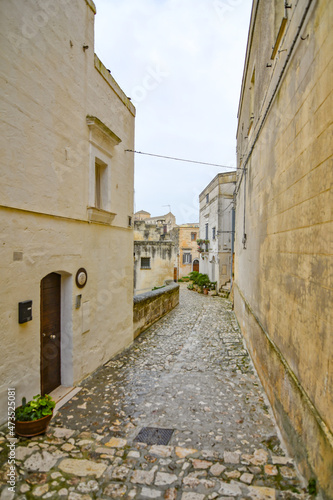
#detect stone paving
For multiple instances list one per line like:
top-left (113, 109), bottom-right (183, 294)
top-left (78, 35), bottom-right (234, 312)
top-left (0, 285), bottom-right (310, 500)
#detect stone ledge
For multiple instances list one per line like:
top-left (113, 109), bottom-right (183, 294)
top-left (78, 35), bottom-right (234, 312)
top-left (133, 283), bottom-right (179, 338)
top-left (133, 283), bottom-right (179, 305)
top-left (87, 207), bottom-right (116, 224)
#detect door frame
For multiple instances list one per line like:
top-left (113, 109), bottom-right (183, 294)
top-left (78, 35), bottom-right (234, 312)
top-left (40, 273), bottom-right (61, 395)
top-left (192, 259), bottom-right (199, 273)
top-left (40, 271), bottom-right (73, 394)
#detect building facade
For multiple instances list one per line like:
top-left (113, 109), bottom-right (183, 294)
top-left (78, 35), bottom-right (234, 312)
top-left (134, 210), bottom-right (177, 234)
top-left (199, 173), bottom-right (236, 289)
top-left (234, 0), bottom-right (332, 496)
top-left (134, 220), bottom-right (175, 295)
top-left (172, 224), bottom-right (200, 279)
top-left (0, 0), bottom-right (135, 422)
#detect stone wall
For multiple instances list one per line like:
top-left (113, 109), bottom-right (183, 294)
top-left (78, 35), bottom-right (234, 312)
top-left (234, 0), bottom-right (332, 496)
top-left (133, 283), bottom-right (179, 338)
top-left (134, 241), bottom-right (176, 295)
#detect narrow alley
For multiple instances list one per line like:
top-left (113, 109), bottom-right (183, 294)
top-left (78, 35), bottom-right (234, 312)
top-left (0, 286), bottom-right (307, 500)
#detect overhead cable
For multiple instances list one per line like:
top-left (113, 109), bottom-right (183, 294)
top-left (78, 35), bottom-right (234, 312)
top-left (125, 149), bottom-right (239, 170)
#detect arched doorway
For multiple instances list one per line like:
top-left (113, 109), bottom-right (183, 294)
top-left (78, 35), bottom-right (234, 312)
top-left (193, 259), bottom-right (199, 272)
top-left (40, 273), bottom-right (61, 395)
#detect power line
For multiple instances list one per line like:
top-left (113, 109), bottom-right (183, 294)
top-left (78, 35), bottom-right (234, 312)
top-left (125, 149), bottom-right (238, 170)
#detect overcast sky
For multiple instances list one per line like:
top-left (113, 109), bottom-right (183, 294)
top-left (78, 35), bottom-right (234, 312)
top-left (93, 0), bottom-right (252, 224)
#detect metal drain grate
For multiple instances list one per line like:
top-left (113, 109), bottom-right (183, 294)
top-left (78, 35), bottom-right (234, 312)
top-left (134, 427), bottom-right (174, 445)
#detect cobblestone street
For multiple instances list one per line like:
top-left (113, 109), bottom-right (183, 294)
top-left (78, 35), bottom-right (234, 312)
top-left (0, 286), bottom-right (308, 500)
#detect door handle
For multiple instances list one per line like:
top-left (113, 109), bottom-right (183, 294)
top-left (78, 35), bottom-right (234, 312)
top-left (42, 333), bottom-right (46, 337)
top-left (50, 335), bottom-right (56, 340)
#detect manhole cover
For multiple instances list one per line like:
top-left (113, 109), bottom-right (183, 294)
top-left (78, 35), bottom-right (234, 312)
top-left (134, 427), bottom-right (174, 445)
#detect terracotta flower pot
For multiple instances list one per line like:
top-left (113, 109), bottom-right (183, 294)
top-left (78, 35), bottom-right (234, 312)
top-left (203, 288), bottom-right (209, 295)
top-left (15, 411), bottom-right (53, 437)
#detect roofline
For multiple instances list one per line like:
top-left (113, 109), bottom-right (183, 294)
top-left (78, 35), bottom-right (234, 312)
top-left (199, 171), bottom-right (236, 199)
top-left (236, 0), bottom-right (260, 136)
top-left (85, 0), bottom-right (96, 15)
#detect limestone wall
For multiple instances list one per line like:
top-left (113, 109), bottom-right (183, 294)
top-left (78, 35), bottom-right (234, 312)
top-left (0, 0), bottom-right (135, 422)
top-left (234, 0), bottom-right (332, 495)
top-left (134, 241), bottom-right (175, 295)
top-left (133, 284), bottom-right (180, 338)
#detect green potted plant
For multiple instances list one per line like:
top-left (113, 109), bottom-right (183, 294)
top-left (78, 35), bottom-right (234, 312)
top-left (15, 394), bottom-right (55, 437)
top-left (197, 273), bottom-right (210, 294)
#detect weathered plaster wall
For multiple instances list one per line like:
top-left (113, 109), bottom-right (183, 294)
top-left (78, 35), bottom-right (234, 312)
top-left (0, 0), bottom-right (135, 422)
top-left (234, 0), bottom-right (332, 495)
top-left (133, 283), bottom-right (179, 339)
top-left (134, 221), bottom-right (164, 241)
top-left (134, 241), bottom-right (175, 295)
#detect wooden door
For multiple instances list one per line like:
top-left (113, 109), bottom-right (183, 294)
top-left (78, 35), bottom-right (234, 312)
top-left (40, 273), bottom-right (61, 395)
top-left (193, 260), bottom-right (199, 272)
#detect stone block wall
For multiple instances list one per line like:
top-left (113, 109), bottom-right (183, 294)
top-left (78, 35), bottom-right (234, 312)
top-left (234, 0), bottom-right (333, 495)
top-left (133, 283), bottom-right (179, 338)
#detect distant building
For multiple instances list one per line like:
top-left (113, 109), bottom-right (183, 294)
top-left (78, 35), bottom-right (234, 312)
top-left (171, 224), bottom-right (200, 279)
top-left (0, 0), bottom-right (135, 422)
top-left (134, 220), bottom-right (175, 295)
top-left (234, 0), bottom-right (332, 496)
top-left (133, 210), bottom-right (151, 221)
top-left (199, 173), bottom-right (236, 289)
top-left (134, 211), bottom-right (177, 234)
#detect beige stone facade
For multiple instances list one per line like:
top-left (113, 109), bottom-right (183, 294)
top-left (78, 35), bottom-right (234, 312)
top-left (199, 173), bottom-right (236, 289)
top-left (173, 224), bottom-right (200, 279)
top-left (234, 0), bottom-right (332, 495)
top-left (134, 220), bottom-right (176, 295)
top-left (0, 0), bottom-right (135, 422)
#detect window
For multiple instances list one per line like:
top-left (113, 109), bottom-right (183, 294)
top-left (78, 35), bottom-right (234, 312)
top-left (94, 157), bottom-right (108, 210)
top-left (141, 257), bottom-right (151, 269)
top-left (183, 253), bottom-right (192, 264)
top-left (205, 223), bottom-right (208, 240)
top-left (206, 194), bottom-right (209, 204)
top-left (212, 227), bottom-right (216, 240)
top-left (191, 232), bottom-right (197, 241)
top-left (86, 116), bottom-right (120, 225)
top-left (128, 216), bottom-right (132, 227)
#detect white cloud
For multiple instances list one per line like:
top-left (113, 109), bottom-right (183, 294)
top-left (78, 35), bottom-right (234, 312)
top-left (93, 0), bottom-right (252, 223)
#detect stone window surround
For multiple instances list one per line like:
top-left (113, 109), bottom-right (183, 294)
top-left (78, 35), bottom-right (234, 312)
top-left (86, 116), bottom-right (121, 225)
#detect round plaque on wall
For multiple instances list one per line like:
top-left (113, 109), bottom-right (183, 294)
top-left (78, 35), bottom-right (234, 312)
top-left (75, 268), bottom-right (88, 288)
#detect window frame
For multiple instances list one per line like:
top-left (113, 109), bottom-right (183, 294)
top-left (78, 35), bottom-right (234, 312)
top-left (183, 252), bottom-right (192, 265)
top-left (89, 146), bottom-right (112, 212)
top-left (140, 257), bottom-right (151, 269)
